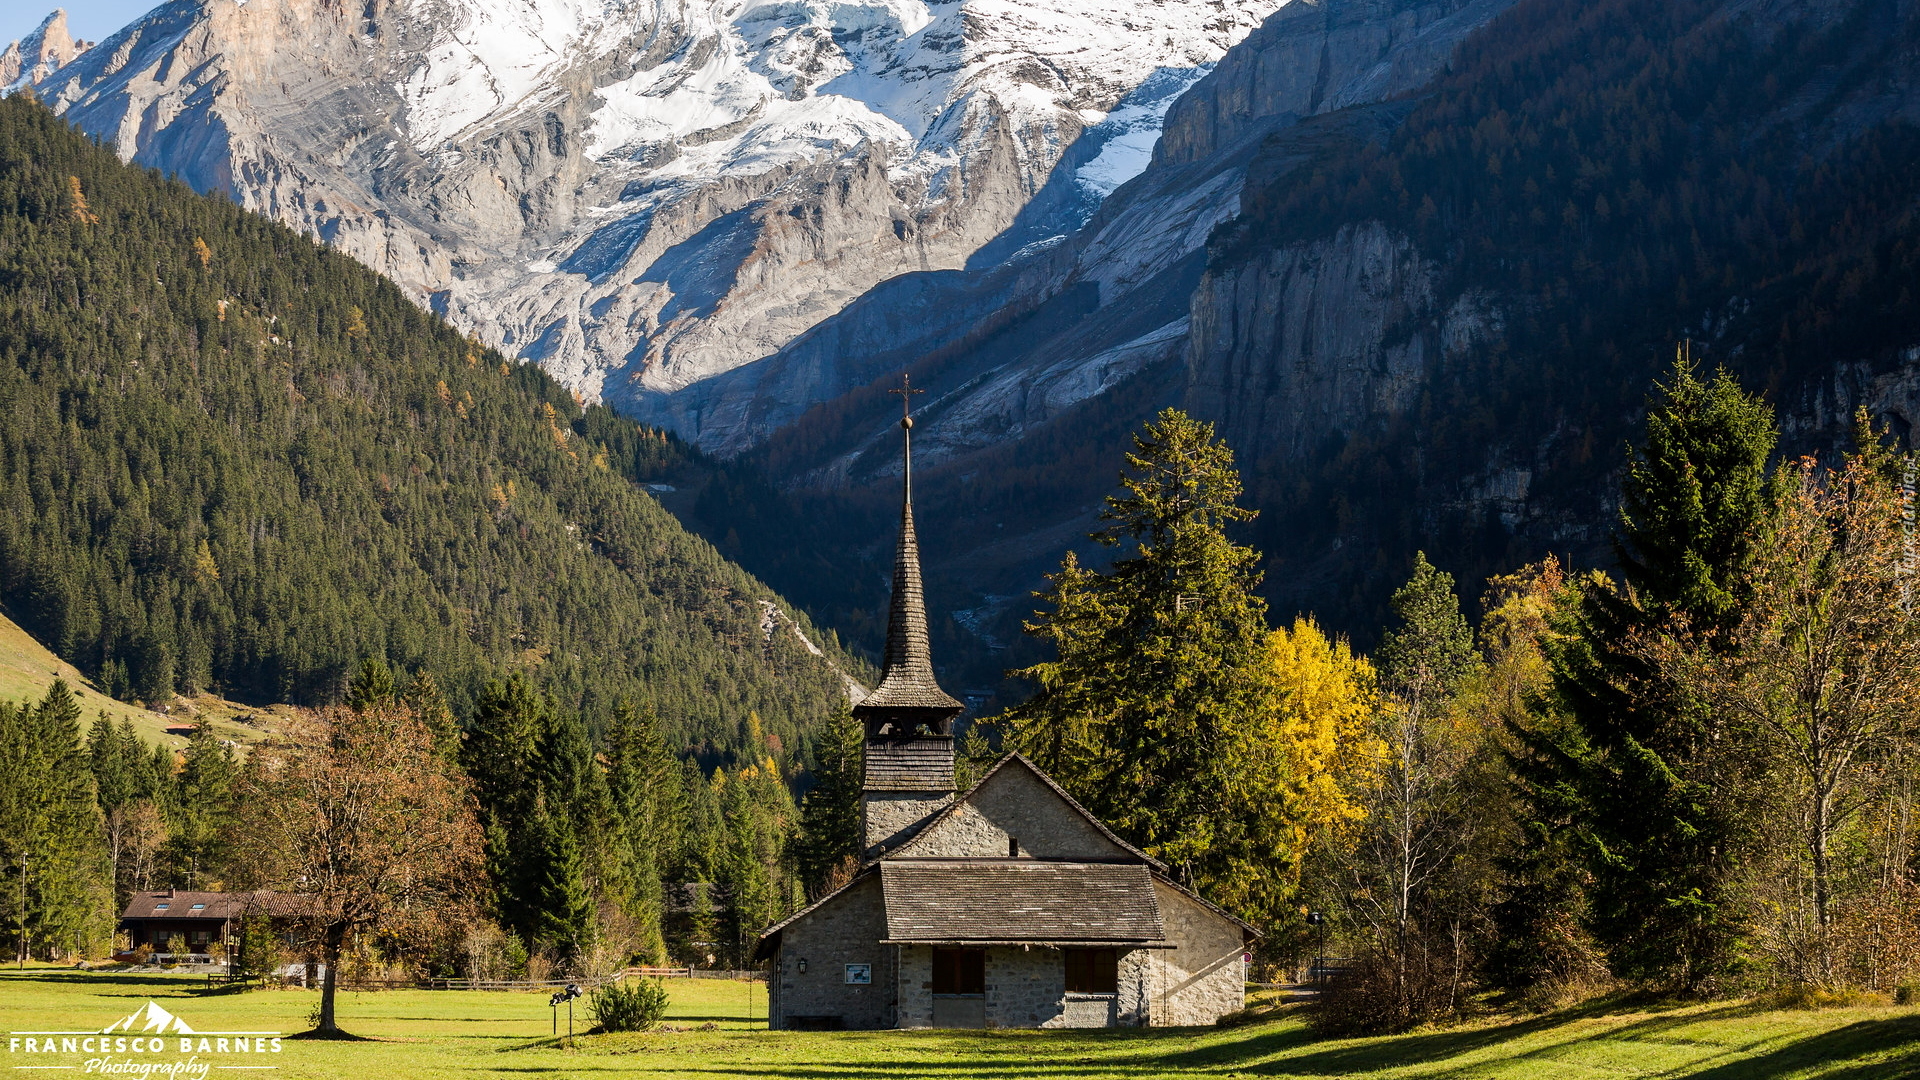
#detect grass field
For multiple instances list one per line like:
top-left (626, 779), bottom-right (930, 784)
top-left (0, 610), bottom-right (292, 752)
top-left (3, 968), bottom-right (1917, 1079)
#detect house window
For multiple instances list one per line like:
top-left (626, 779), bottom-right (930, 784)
top-left (931, 948), bottom-right (984, 995)
top-left (1065, 949), bottom-right (1118, 994)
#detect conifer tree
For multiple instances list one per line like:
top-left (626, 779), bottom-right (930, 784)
top-left (794, 709), bottom-right (863, 899)
top-left (999, 408), bottom-right (1269, 887)
top-left (0, 682), bottom-right (111, 960)
top-left (1538, 360), bottom-right (1776, 992)
top-left (604, 702), bottom-right (683, 964)
top-left (164, 723), bottom-right (237, 889)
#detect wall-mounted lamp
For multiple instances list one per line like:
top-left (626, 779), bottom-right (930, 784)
top-left (797, 958), bottom-right (808, 974)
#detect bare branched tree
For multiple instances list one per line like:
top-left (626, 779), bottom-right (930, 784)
top-left (232, 703), bottom-right (482, 1035)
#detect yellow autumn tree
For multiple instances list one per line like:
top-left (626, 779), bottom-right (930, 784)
top-left (1211, 617), bottom-right (1383, 925)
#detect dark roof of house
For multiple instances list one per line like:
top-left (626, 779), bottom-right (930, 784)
top-left (879, 861), bottom-right (1167, 944)
top-left (119, 890), bottom-right (311, 921)
top-left (120, 891), bottom-right (239, 921)
top-left (863, 737), bottom-right (955, 791)
top-left (853, 434), bottom-right (963, 716)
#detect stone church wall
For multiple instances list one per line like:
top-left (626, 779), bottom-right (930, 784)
top-left (1148, 880), bottom-right (1248, 1026)
top-left (897, 945), bottom-right (1150, 1028)
top-left (770, 875), bottom-right (895, 1029)
top-left (894, 764), bottom-right (1133, 861)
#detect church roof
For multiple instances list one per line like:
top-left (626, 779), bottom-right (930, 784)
top-left (854, 419), bottom-right (963, 716)
top-left (878, 861), bottom-right (1166, 945)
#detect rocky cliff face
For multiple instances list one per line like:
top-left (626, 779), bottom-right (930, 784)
top-left (1, 10), bottom-right (89, 91)
top-left (14, 0), bottom-right (1285, 414)
top-left (655, 0), bottom-right (1514, 461)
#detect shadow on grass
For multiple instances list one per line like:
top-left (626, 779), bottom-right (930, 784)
top-left (285, 1028), bottom-right (378, 1042)
top-left (0, 971), bottom-right (208, 991)
top-left (1683, 1015), bottom-right (1920, 1080)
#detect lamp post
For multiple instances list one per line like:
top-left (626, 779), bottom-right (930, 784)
top-left (549, 983), bottom-right (581, 1045)
top-left (1306, 911), bottom-right (1326, 984)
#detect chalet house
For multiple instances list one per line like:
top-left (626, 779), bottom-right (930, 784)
top-left (756, 407), bottom-right (1255, 1029)
top-left (120, 889), bottom-right (243, 958)
top-left (118, 889), bottom-right (307, 962)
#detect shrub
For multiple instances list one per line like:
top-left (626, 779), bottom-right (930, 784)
top-left (590, 978), bottom-right (668, 1033)
top-left (1311, 947), bottom-right (1469, 1035)
top-left (1894, 983), bottom-right (1919, 1006)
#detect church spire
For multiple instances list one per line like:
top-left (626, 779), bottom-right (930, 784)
top-left (857, 375), bottom-right (964, 719)
top-left (857, 375), bottom-right (962, 860)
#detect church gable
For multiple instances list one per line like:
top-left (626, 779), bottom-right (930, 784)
top-left (890, 755), bottom-right (1146, 863)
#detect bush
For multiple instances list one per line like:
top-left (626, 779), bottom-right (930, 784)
top-left (1895, 983), bottom-right (1919, 1006)
top-left (590, 978), bottom-right (668, 1032)
top-left (1311, 947), bottom-right (1469, 1036)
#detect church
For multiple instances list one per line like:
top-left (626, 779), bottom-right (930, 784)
top-left (756, 401), bottom-right (1255, 1030)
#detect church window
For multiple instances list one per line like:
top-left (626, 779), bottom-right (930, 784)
top-left (1065, 949), bottom-right (1118, 994)
top-left (931, 948), bottom-right (985, 995)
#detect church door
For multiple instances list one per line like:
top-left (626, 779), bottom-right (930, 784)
top-left (931, 948), bottom-right (985, 1028)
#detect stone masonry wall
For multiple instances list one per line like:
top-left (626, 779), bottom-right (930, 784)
top-left (893, 762), bottom-right (1132, 861)
top-left (1148, 881), bottom-right (1247, 1026)
top-left (771, 875), bottom-right (895, 1029)
top-left (896, 945), bottom-right (1150, 1029)
top-left (863, 791), bottom-right (953, 859)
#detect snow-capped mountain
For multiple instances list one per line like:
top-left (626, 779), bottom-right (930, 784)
top-left (13, 0), bottom-right (1287, 414)
top-left (1, 10), bottom-right (90, 92)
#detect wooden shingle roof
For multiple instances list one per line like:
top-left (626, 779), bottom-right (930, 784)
top-left (878, 861), bottom-right (1167, 944)
top-left (853, 429), bottom-right (963, 717)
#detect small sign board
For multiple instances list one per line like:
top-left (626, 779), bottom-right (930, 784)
top-left (844, 964), bottom-right (871, 985)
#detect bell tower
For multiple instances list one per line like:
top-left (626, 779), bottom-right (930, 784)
top-left (857, 375), bottom-right (965, 860)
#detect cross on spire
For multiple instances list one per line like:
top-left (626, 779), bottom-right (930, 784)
top-left (887, 372), bottom-right (924, 504)
top-left (886, 372), bottom-right (925, 420)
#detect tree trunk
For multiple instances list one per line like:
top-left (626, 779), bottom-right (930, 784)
top-left (317, 922), bottom-right (347, 1033)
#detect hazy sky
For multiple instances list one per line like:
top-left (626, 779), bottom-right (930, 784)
top-left (4, 2), bottom-right (158, 58)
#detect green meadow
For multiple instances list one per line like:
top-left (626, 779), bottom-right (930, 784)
top-left (3, 968), bottom-right (1917, 1079)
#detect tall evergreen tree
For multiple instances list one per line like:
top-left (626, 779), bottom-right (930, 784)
top-left (1535, 360), bottom-right (1776, 992)
top-left (0, 681), bottom-right (111, 960)
top-left (998, 408), bottom-right (1270, 886)
top-left (794, 709), bottom-right (863, 899)
top-left (604, 701), bottom-right (683, 964)
top-left (164, 723), bottom-right (237, 889)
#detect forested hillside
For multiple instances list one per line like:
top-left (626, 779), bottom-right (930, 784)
top-left (1204, 0), bottom-right (1920, 627)
top-left (0, 94), bottom-right (854, 757)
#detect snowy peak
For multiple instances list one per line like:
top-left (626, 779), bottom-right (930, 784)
top-left (101, 1001), bottom-right (196, 1035)
top-left (2, 9), bottom-right (91, 92)
top-left (23, 0), bottom-right (1289, 419)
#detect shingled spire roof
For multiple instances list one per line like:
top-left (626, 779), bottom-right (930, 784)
top-left (855, 406), bottom-right (963, 717)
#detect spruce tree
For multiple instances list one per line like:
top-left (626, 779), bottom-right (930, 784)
top-left (794, 710), bottom-right (863, 899)
top-left (1536, 361), bottom-right (1775, 992)
top-left (0, 682), bottom-right (111, 959)
top-left (165, 723), bottom-right (237, 890)
top-left (604, 702), bottom-right (682, 964)
top-left (998, 408), bottom-right (1269, 885)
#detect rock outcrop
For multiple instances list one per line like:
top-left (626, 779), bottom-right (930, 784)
top-left (1, 9), bottom-right (89, 91)
top-left (14, 0), bottom-right (1286, 414)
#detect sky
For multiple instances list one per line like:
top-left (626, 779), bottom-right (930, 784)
top-left (3, 1), bottom-right (158, 57)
